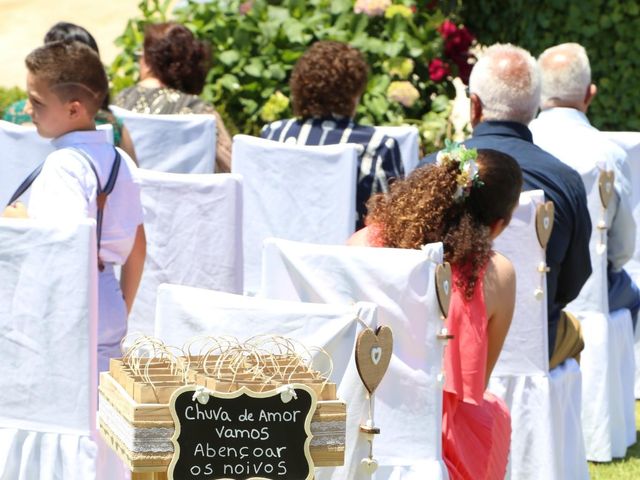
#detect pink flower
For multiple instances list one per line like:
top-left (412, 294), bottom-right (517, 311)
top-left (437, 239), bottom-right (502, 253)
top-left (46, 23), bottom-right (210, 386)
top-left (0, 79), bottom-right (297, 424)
top-left (354, 0), bottom-right (391, 16)
top-left (438, 20), bottom-right (458, 39)
top-left (239, 0), bottom-right (253, 15)
top-left (429, 58), bottom-right (450, 83)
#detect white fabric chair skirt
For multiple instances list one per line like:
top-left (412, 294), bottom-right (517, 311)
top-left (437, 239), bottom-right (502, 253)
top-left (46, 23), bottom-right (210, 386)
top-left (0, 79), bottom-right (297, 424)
top-left (489, 190), bottom-right (588, 479)
top-left (374, 125), bottom-right (420, 175)
top-left (260, 238), bottom-right (448, 479)
top-left (578, 308), bottom-right (636, 461)
top-left (602, 131), bottom-right (640, 399)
top-left (231, 134), bottom-right (358, 294)
top-left (0, 430), bottom-right (96, 480)
top-left (109, 105), bottom-right (217, 174)
top-left (0, 219), bottom-right (99, 479)
top-left (153, 284), bottom-right (379, 480)
top-left (128, 170), bottom-right (243, 335)
top-left (489, 359), bottom-right (586, 479)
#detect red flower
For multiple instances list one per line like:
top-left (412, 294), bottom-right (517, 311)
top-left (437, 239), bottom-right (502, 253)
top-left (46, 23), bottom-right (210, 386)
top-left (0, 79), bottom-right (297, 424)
top-left (438, 20), bottom-right (458, 39)
top-left (445, 28), bottom-right (474, 57)
top-left (429, 58), bottom-right (450, 83)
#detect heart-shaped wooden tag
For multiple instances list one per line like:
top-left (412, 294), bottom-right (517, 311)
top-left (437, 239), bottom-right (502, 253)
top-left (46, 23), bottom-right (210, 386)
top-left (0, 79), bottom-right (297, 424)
top-left (355, 326), bottom-right (393, 394)
top-left (435, 262), bottom-right (452, 318)
top-left (535, 201), bottom-right (554, 249)
top-left (599, 170), bottom-right (615, 209)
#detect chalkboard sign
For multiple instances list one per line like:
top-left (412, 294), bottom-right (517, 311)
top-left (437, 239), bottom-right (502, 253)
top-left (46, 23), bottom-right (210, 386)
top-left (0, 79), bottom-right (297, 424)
top-left (168, 384), bottom-right (317, 480)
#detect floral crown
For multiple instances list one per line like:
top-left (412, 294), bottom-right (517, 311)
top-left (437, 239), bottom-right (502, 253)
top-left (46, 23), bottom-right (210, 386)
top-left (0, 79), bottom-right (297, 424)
top-left (435, 140), bottom-right (484, 202)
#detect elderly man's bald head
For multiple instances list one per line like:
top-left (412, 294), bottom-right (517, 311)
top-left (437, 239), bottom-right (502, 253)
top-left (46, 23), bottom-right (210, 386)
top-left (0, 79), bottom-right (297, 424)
top-left (469, 43), bottom-right (541, 125)
top-left (538, 43), bottom-right (592, 110)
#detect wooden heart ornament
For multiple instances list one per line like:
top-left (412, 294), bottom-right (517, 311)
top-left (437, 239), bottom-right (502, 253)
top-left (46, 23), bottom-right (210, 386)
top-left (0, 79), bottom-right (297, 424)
top-left (435, 262), bottom-right (452, 318)
top-left (535, 201), bottom-right (554, 249)
top-left (599, 170), bottom-right (615, 209)
top-left (355, 326), bottom-right (393, 394)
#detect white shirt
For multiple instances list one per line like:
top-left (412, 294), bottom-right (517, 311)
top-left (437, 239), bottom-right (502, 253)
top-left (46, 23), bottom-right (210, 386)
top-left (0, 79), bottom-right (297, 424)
top-left (28, 129), bottom-right (143, 265)
top-left (530, 107), bottom-right (635, 271)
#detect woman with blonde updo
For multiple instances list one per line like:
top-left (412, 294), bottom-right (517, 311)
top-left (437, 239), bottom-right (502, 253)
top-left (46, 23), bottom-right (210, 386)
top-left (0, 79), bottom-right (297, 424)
top-left (350, 145), bottom-right (523, 480)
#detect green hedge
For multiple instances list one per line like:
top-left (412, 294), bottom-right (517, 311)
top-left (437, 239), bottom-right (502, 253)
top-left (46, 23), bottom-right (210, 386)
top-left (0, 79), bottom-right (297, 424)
top-left (0, 87), bottom-right (26, 118)
top-left (111, 0), bottom-right (474, 151)
top-left (462, 0), bottom-right (640, 131)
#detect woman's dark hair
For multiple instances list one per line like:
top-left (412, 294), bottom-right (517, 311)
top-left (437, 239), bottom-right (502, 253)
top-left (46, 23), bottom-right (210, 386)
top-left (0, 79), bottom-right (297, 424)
top-left (367, 148), bottom-right (523, 298)
top-left (143, 22), bottom-right (211, 95)
top-left (43, 22), bottom-right (109, 109)
top-left (290, 40), bottom-right (369, 118)
top-left (44, 22), bottom-right (99, 54)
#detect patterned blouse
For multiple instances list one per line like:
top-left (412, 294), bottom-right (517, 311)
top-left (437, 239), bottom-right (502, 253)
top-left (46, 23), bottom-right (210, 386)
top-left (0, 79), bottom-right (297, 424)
top-left (261, 116), bottom-right (404, 229)
top-left (114, 85), bottom-right (232, 172)
top-left (3, 99), bottom-right (124, 146)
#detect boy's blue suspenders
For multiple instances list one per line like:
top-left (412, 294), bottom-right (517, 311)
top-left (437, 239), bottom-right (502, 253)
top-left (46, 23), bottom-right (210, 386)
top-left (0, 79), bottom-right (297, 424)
top-left (7, 147), bottom-right (122, 271)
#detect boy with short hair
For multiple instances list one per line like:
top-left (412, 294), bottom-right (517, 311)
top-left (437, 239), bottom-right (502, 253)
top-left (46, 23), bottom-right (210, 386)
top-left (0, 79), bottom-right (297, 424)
top-left (16, 41), bottom-right (146, 373)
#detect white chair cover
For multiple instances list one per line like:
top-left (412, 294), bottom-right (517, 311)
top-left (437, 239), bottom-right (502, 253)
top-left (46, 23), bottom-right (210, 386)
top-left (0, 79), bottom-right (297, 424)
top-left (154, 284), bottom-right (377, 480)
top-left (0, 121), bottom-right (113, 208)
top-left (566, 163), bottom-right (636, 461)
top-left (0, 219), bottom-right (98, 480)
top-left (603, 131), bottom-right (640, 398)
top-left (260, 238), bottom-right (448, 480)
top-left (231, 135), bottom-right (358, 294)
top-left (128, 170), bottom-right (243, 335)
top-left (375, 125), bottom-right (420, 175)
top-left (109, 105), bottom-right (216, 174)
top-left (489, 190), bottom-right (588, 480)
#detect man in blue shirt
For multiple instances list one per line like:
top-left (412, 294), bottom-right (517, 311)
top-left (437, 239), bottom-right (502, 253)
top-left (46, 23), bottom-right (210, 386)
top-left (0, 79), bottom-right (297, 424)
top-left (420, 43), bottom-right (592, 369)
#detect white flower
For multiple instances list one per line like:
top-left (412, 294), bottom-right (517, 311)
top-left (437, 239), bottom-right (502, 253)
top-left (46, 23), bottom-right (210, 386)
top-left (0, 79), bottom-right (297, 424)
top-left (461, 158), bottom-right (478, 178)
top-left (436, 150), bottom-right (453, 166)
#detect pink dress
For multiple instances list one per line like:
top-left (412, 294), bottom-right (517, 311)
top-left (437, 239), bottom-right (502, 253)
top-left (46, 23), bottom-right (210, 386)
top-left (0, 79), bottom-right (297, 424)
top-left (349, 226), bottom-right (511, 480)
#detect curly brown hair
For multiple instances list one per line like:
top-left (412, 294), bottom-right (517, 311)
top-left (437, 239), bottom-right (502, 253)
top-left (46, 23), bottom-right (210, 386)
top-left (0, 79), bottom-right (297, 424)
top-left (143, 22), bottom-right (210, 95)
top-left (290, 41), bottom-right (369, 118)
top-left (367, 149), bottom-right (523, 298)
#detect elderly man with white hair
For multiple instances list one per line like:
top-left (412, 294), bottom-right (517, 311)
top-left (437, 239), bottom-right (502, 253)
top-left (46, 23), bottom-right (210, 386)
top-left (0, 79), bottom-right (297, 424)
top-left (420, 43), bottom-right (592, 369)
top-left (530, 42), bottom-right (639, 329)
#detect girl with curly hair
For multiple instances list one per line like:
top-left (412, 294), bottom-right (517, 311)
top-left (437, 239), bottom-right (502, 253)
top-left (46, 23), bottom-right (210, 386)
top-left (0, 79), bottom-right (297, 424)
top-left (350, 145), bottom-right (523, 480)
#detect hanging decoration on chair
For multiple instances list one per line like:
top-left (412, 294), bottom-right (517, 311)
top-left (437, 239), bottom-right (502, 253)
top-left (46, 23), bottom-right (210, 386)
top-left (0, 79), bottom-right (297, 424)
top-left (435, 262), bottom-right (453, 318)
top-left (355, 324), bottom-right (393, 474)
top-left (597, 169), bottom-right (614, 255)
top-left (535, 201), bottom-right (554, 300)
top-left (435, 262), bottom-right (455, 347)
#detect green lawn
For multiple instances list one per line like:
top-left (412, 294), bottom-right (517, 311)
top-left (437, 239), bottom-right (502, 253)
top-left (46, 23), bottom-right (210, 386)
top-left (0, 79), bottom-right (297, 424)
top-left (589, 401), bottom-right (640, 479)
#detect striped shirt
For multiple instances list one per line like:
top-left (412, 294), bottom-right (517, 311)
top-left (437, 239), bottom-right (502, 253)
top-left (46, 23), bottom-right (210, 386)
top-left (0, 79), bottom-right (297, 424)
top-left (261, 116), bottom-right (404, 228)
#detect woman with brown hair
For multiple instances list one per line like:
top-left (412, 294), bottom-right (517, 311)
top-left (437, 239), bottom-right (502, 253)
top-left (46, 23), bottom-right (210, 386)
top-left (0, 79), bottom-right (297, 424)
top-left (115, 22), bottom-right (232, 172)
top-left (350, 144), bottom-right (523, 480)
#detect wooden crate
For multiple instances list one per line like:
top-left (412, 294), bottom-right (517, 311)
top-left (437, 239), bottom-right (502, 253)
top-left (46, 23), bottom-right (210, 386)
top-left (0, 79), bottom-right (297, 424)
top-left (99, 360), bottom-right (346, 473)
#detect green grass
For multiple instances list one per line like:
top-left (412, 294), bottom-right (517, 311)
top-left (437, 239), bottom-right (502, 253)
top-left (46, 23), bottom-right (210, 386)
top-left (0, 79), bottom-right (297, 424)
top-left (589, 401), bottom-right (640, 479)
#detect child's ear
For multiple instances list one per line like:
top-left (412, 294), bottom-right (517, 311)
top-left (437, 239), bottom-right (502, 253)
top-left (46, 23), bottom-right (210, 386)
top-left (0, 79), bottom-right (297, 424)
top-left (67, 100), bottom-right (84, 119)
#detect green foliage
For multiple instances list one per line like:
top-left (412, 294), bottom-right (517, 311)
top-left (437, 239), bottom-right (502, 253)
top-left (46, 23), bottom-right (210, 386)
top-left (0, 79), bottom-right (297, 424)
top-left (462, 0), bottom-right (640, 131)
top-left (0, 86), bottom-right (26, 118)
top-left (110, 0), bottom-right (468, 150)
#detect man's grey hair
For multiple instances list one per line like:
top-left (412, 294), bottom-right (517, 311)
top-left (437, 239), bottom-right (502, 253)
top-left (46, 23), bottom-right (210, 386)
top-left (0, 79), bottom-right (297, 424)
top-left (469, 43), bottom-right (541, 124)
top-left (538, 43), bottom-right (591, 109)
